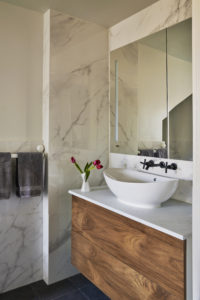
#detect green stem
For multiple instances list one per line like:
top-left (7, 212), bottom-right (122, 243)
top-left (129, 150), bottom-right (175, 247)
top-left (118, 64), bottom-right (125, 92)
top-left (85, 171), bottom-right (90, 181)
top-left (75, 162), bottom-right (83, 174)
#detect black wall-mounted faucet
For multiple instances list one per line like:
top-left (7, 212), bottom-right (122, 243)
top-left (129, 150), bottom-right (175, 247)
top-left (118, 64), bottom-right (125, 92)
top-left (164, 162), bottom-right (177, 173)
top-left (140, 159), bottom-right (177, 173)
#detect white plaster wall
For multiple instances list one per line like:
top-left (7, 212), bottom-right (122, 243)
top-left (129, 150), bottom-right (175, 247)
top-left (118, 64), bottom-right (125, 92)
top-left (0, 2), bottom-right (43, 142)
top-left (168, 55), bottom-right (192, 111)
top-left (43, 10), bottom-right (109, 284)
top-left (138, 43), bottom-right (166, 142)
top-left (138, 45), bottom-right (192, 151)
top-left (0, 2), bottom-right (43, 293)
top-left (192, 0), bottom-right (200, 298)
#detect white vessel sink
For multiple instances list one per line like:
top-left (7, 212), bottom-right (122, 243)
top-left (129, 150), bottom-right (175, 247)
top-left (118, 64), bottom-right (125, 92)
top-left (103, 168), bottom-right (178, 209)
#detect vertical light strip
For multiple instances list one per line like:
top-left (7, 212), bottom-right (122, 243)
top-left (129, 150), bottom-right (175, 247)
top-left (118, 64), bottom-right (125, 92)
top-left (115, 60), bottom-right (119, 143)
top-left (166, 28), bottom-right (170, 158)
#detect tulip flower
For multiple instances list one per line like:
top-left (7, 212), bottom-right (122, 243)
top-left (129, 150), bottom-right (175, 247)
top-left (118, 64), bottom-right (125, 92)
top-left (93, 160), bottom-right (101, 166)
top-left (70, 157), bottom-right (103, 182)
top-left (96, 164), bottom-right (103, 169)
top-left (70, 157), bottom-right (83, 174)
top-left (71, 157), bottom-right (76, 163)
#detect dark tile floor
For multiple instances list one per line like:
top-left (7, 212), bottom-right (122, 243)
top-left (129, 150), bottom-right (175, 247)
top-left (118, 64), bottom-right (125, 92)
top-left (1, 274), bottom-right (110, 300)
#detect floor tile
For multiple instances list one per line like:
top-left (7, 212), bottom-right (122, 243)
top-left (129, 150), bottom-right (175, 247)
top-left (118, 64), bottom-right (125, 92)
top-left (79, 283), bottom-right (110, 300)
top-left (31, 279), bottom-right (76, 300)
top-left (68, 274), bottom-right (91, 289)
top-left (1, 285), bottom-right (39, 300)
top-left (0, 274), bottom-right (109, 300)
top-left (54, 289), bottom-right (88, 300)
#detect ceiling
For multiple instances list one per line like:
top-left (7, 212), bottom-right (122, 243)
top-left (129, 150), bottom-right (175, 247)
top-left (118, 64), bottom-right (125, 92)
top-left (0, 0), bottom-right (159, 27)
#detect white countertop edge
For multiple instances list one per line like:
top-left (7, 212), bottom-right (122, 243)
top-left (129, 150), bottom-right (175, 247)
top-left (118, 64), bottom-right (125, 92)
top-left (69, 189), bottom-right (190, 240)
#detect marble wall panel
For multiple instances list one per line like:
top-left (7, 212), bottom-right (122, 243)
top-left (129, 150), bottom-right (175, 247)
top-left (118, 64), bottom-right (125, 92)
top-left (43, 10), bottom-right (109, 283)
top-left (110, 0), bottom-right (192, 51)
top-left (0, 142), bottom-right (43, 293)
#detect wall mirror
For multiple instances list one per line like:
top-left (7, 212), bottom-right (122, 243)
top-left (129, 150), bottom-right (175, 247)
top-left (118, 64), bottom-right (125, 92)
top-left (110, 18), bottom-right (192, 161)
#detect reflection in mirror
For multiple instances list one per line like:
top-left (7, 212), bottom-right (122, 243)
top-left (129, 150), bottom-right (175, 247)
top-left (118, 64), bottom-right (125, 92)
top-left (110, 18), bottom-right (192, 161)
top-left (167, 19), bottom-right (192, 161)
top-left (110, 29), bottom-right (168, 157)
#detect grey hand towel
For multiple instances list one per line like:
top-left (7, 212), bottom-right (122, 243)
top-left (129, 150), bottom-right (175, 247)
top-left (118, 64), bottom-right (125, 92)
top-left (139, 149), bottom-right (154, 157)
top-left (0, 153), bottom-right (12, 199)
top-left (154, 149), bottom-right (167, 158)
top-left (16, 152), bottom-right (43, 198)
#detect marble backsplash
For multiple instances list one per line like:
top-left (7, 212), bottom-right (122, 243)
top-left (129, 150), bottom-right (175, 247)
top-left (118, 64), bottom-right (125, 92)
top-left (110, 153), bottom-right (192, 204)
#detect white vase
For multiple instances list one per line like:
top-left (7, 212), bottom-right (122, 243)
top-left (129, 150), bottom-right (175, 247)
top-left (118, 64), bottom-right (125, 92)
top-left (81, 173), bottom-right (91, 192)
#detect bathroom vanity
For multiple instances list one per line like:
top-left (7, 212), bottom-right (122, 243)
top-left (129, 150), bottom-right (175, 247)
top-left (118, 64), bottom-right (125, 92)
top-left (69, 187), bottom-right (192, 300)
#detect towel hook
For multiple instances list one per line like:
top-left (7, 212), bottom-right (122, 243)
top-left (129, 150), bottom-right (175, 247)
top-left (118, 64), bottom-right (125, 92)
top-left (36, 144), bottom-right (45, 154)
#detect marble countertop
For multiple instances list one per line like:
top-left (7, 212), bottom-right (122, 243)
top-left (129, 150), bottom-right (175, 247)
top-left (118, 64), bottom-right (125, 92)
top-left (69, 186), bottom-right (192, 240)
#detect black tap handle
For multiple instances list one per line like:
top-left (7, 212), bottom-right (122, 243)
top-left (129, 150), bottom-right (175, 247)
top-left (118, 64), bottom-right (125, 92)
top-left (159, 161), bottom-right (165, 169)
top-left (165, 162), bottom-right (168, 173)
top-left (145, 160), bottom-right (154, 170)
top-left (170, 163), bottom-right (177, 170)
top-left (149, 160), bottom-right (154, 166)
top-left (140, 159), bottom-right (146, 169)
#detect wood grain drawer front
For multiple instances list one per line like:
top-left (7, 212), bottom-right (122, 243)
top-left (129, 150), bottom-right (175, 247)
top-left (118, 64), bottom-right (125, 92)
top-left (72, 196), bottom-right (186, 299)
top-left (72, 231), bottom-right (179, 300)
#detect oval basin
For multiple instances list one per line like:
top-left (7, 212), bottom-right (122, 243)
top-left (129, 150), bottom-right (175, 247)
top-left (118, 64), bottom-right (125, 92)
top-left (103, 168), bottom-right (178, 209)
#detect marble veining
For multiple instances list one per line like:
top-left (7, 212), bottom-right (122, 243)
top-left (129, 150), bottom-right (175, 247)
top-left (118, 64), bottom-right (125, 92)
top-left (43, 10), bottom-right (109, 284)
top-left (0, 141), bottom-right (43, 293)
top-left (110, 0), bottom-right (192, 51)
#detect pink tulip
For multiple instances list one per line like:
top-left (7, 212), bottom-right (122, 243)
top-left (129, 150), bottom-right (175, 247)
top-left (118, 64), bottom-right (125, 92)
top-left (71, 157), bottom-right (76, 163)
top-left (93, 160), bottom-right (101, 166)
top-left (96, 164), bottom-right (103, 169)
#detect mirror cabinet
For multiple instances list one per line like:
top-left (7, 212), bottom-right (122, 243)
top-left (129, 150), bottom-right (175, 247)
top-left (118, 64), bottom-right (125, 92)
top-left (110, 18), bottom-right (192, 161)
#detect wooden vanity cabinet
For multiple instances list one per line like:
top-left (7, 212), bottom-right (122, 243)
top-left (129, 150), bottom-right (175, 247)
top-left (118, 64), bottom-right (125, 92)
top-left (71, 196), bottom-right (186, 300)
